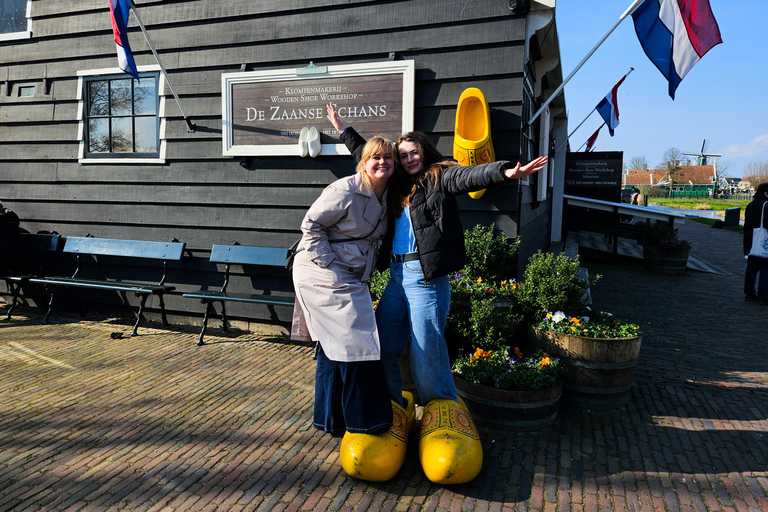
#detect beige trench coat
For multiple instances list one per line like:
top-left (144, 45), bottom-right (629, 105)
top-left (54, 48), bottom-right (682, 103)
top-left (290, 174), bottom-right (388, 362)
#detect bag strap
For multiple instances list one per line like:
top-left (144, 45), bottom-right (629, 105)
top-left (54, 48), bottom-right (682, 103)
top-left (761, 202), bottom-right (767, 230)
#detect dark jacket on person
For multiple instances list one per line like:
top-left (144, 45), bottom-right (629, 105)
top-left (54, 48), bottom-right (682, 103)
top-left (341, 127), bottom-right (513, 281)
top-left (743, 191), bottom-right (768, 257)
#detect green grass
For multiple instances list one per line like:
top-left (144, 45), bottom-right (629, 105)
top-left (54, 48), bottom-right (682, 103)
top-left (688, 216), bottom-right (744, 235)
top-left (648, 197), bottom-right (749, 211)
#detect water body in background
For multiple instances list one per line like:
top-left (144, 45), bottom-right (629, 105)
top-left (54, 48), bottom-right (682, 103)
top-left (647, 204), bottom-right (745, 226)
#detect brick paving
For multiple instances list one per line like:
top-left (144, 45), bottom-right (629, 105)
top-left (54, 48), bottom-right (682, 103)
top-left (1, 218), bottom-right (767, 512)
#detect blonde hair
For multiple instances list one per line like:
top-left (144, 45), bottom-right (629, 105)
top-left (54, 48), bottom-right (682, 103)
top-left (356, 136), bottom-right (395, 192)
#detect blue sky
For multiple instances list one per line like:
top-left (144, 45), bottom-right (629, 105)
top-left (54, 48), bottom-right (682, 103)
top-left (555, 0), bottom-right (768, 177)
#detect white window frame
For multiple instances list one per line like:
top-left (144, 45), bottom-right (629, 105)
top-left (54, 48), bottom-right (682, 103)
top-left (0, 0), bottom-right (32, 42)
top-left (77, 65), bottom-right (167, 164)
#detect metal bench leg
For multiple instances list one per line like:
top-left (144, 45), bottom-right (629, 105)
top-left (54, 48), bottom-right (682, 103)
top-left (5, 282), bottom-right (21, 320)
top-left (197, 301), bottom-right (213, 346)
top-left (42, 287), bottom-right (57, 324)
top-left (158, 293), bottom-right (170, 326)
top-left (131, 295), bottom-right (148, 337)
top-left (220, 300), bottom-right (229, 332)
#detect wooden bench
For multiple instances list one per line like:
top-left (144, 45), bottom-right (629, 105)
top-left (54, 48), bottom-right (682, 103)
top-left (30, 237), bottom-right (186, 336)
top-left (1, 233), bottom-right (62, 320)
top-left (183, 244), bottom-right (295, 346)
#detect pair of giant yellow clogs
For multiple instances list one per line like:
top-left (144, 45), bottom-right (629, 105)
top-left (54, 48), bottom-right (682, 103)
top-left (339, 392), bottom-right (483, 484)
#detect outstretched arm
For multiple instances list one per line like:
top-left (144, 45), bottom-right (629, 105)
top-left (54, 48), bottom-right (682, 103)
top-left (503, 156), bottom-right (548, 180)
top-left (326, 102), bottom-right (346, 132)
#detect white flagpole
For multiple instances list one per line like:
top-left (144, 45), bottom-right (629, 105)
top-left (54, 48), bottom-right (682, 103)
top-left (527, 0), bottom-right (645, 127)
top-left (128, 1), bottom-right (196, 132)
top-left (555, 67), bottom-right (634, 152)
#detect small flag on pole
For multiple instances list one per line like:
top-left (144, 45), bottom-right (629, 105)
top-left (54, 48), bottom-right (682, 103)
top-left (108, 0), bottom-right (139, 81)
top-left (595, 69), bottom-right (632, 136)
top-left (586, 123), bottom-right (605, 152)
top-left (631, 0), bottom-right (722, 99)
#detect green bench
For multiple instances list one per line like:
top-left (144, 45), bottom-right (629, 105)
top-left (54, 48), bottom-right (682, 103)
top-left (183, 244), bottom-right (295, 346)
top-left (30, 237), bottom-right (186, 336)
top-left (1, 233), bottom-right (62, 320)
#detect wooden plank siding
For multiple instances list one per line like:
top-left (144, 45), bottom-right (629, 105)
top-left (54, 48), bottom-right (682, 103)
top-left (0, 0), bottom-right (554, 326)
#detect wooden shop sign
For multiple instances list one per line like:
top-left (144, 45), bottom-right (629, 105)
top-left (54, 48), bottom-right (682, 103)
top-left (222, 61), bottom-right (415, 157)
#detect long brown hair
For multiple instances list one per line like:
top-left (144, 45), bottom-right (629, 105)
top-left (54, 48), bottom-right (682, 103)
top-left (356, 136), bottom-right (395, 193)
top-left (389, 131), bottom-right (456, 214)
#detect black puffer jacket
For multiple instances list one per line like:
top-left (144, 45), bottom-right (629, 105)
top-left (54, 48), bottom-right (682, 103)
top-left (743, 191), bottom-right (768, 257)
top-left (341, 127), bottom-right (514, 281)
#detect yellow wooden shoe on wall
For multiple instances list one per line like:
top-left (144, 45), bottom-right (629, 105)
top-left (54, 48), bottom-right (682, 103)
top-left (339, 391), bottom-right (415, 482)
top-left (453, 87), bottom-right (495, 199)
top-left (419, 397), bottom-right (483, 484)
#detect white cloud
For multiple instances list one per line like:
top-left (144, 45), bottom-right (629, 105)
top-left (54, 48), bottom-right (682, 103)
top-left (723, 134), bottom-right (768, 159)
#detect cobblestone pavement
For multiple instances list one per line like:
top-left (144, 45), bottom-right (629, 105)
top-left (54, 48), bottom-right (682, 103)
top-left (0, 219), bottom-right (767, 512)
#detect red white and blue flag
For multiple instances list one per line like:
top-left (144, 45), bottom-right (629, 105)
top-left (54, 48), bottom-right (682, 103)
top-left (595, 70), bottom-right (631, 137)
top-left (108, 0), bottom-right (139, 81)
top-left (632, 0), bottom-right (722, 99)
top-left (585, 123), bottom-right (605, 152)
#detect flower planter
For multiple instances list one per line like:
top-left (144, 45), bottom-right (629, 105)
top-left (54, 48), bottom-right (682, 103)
top-left (642, 244), bottom-right (691, 274)
top-left (528, 325), bottom-right (642, 410)
top-left (453, 374), bottom-right (562, 431)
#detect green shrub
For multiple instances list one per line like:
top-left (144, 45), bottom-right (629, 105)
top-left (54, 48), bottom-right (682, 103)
top-left (446, 296), bottom-right (523, 353)
top-left (515, 251), bottom-right (596, 318)
top-left (446, 224), bottom-right (522, 353)
top-left (368, 268), bottom-right (390, 301)
top-left (461, 223), bottom-right (518, 283)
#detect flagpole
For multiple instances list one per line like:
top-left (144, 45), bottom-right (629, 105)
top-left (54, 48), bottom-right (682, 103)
top-left (554, 67), bottom-right (634, 152)
top-left (128, 1), bottom-right (196, 132)
top-left (527, 0), bottom-right (645, 127)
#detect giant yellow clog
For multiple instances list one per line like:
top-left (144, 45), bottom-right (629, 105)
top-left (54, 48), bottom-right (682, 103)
top-left (453, 87), bottom-right (496, 199)
top-left (339, 391), bottom-right (415, 482)
top-left (419, 397), bottom-right (483, 484)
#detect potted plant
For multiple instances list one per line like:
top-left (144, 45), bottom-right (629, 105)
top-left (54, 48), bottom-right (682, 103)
top-left (445, 224), bottom-right (523, 357)
top-left (445, 225), bottom-right (567, 430)
top-left (452, 346), bottom-right (566, 431)
top-left (516, 251), bottom-right (643, 409)
top-left (642, 220), bottom-right (691, 274)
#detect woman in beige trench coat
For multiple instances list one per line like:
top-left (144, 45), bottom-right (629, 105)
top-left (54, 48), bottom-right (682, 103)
top-left (291, 136), bottom-right (396, 436)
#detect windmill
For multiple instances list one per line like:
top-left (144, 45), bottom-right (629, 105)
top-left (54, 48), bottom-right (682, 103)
top-left (683, 139), bottom-right (721, 165)
top-left (683, 139), bottom-right (725, 194)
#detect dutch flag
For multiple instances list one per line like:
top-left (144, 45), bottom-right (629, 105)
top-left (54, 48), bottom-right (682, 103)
top-left (108, 0), bottom-right (139, 81)
top-left (632, 0), bottom-right (722, 99)
top-left (595, 71), bottom-right (631, 137)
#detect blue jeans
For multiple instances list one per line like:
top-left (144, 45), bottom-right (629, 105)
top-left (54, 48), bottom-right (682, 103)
top-left (745, 256), bottom-right (768, 299)
top-left (375, 259), bottom-right (457, 406)
top-left (313, 345), bottom-right (393, 435)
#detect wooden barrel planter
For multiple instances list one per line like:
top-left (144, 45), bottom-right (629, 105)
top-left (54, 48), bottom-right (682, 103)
top-left (642, 244), bottom-right (691, 274)
top-left (453, 374), bottom-right (562, 431)
top-left (528, 325), bottom-right (642, 410)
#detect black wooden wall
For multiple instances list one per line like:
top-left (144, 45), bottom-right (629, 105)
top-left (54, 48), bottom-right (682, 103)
top-left (0, 0), bottom-right (549, 326)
